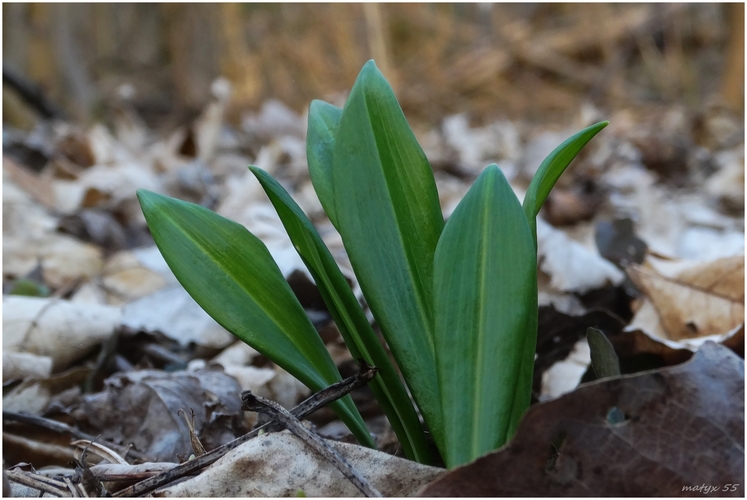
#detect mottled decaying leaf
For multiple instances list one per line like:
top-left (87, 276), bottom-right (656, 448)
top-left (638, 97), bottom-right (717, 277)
top-left (157, 432), bottom-right (445, 497)
top-left (419, 342), bottom-right (744, 497)
top-left (82, 369), bottom-right (245, 462)
top-left (627, 255), bottom-right (744, 341)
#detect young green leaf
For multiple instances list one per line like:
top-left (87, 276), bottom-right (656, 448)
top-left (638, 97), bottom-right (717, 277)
top-left (587, 327), bottom-right (621, 379)
top-left (506, 122), bottom-right (607, 441)
top-left (331, 60), bottom-right (446, 451)
top-left (307, 100), bottom-right (343, 227)
top-left (433, 165), bottom-right (537, 469)
top-left (136, 190), bottom-right (374, 448)
top-left (522, 121), bottom-right (609, 245)
top-left (249, 166), bottom-right (433, 464)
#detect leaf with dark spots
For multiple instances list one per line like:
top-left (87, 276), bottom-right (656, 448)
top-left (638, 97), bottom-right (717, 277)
top-left (419, 342), bottom-right (744, 497)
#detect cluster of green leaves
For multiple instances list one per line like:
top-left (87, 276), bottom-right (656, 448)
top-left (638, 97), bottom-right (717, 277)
top-left (138, 60), bottom-right (606, 468)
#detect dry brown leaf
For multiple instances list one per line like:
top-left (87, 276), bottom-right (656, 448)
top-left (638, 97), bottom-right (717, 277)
top-left (627, 255), bottom-right (744, 342)
top-left (419, 342), bottom-right (744, 497)
top-left (99, 250), bottom-right (170, 304)
top-left (82, 368), bottom-right (245, 462)
top-left (157, 431), bottom-right (445, 497)
top-left (3, 158), bottom-right (56, 210)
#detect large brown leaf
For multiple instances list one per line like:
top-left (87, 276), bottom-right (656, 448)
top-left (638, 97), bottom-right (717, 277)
top-left (627, 255), bottom-right (744, 342)
top-left (419, 342), bottom-right (744, 497)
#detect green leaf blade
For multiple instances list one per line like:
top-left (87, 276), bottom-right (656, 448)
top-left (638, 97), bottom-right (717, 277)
top-left (307, 100), bottom-right (343, 227)
top-left (136, 189), bottom-right (373, 448)
top-left (433, 165), bottom-right (537, 468)
top-left (587, 327), bottom-right (621, 379)
top-left (249, 166), bottom-right (433, 463)
top-left (331, 60), bottom-right (445, 450)
top-left (522, 121), bottom-right (608, 245)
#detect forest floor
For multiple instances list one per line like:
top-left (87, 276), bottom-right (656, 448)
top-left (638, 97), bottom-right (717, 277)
top-left (3, 3), bottom-right (744, 496)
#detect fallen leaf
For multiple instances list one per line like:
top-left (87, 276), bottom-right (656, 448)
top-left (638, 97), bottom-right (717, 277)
top-left (3, 169), bottom-right (58, 239)
top-left (419, 342), bottom-right (743, 497)
top-left (3, 158), bottom-right (56, 210)
top-left (57, 209), bottom-right (128, 252)
top-left (537, 217), bottom-right (625, 294)
top-left (121, 286), bottom-right (235, 348)
top-left (3, 296), bottom-right (121, 371)
top-left (626, 255), bottom-right (744, 345)
top-left (2, 351), bottom-right (53, 381)
top-left (706, 147), bottom-right (744, 213)
top-left (99, 249), bottom-right (170, 304)
top-left (211, 341), bottom-right (261, 367)
top-left (2, 366), bottom-right (90, 415)
top-left (82, 368), bottom-right (245, 461)
top-left (539, 338), bottom-right (591, 401)
top-left (157, 431), bottom-right (445, 497)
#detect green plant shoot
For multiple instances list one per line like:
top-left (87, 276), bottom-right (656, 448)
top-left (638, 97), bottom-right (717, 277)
top-left (138, 59), bottom-right (607, 468)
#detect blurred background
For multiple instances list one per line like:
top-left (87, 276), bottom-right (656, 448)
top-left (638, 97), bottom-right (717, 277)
top-left (3, 3), bottom-right (743, 130)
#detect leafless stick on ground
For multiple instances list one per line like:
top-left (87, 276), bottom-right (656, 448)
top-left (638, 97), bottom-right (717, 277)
top-left (242, 392), bottom-right (382, 497)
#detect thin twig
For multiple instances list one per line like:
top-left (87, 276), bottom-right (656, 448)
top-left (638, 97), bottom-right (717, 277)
top-left (5, 469), bottom-right (70, 497)
top-left (3, 411), bottom-right (152, 462)
top-left (242, 393), bottom-right (382, 497)
top-left (113, 361), bottom-right (378, 497)
top-left (177, 408), bottom-right (206, 457)
top-left (62, 476), bottom-right (81, 497)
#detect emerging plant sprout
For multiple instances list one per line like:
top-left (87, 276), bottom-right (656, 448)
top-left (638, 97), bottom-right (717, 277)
top-left (138, 60), bottom-right (607, 468)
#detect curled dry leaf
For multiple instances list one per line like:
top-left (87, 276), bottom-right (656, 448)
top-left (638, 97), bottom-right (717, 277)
top-left (157, 431), bottom-right (445, 497)
top-left (626, 255), bottom-right (744, 350)
top-left (3, 296), bottom-right (121, 371)
top-left (82, 368), bottom-right (245, 461)
top-left (419, 342), bottom-right (744, 497)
